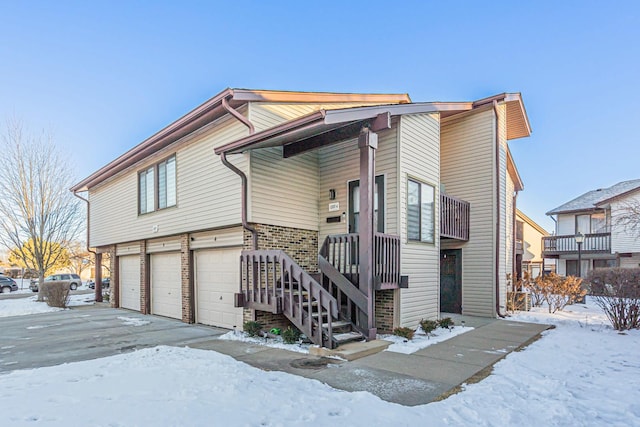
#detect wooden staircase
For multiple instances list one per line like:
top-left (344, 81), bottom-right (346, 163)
top-left (237, 250), bottom-right (365, 349)
top-left (237, 233), bottom-right (406, 349)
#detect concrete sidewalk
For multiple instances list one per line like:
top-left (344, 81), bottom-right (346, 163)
top-left (190, 316), bottom-right (551, 406)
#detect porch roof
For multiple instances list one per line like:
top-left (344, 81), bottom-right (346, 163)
top-left (214, 102), bottom-right (473, 156)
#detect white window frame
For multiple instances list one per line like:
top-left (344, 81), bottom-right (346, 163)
top-left (407, 178), bottom-right (435, 243)
top-left (138, 155), bottom-right (177, 215)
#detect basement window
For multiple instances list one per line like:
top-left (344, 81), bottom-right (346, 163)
top-left (139, 155), bottom-right (176, 214)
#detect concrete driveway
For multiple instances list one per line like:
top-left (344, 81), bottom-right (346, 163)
top-left (0, 304), bottom-right (550, 406)
top-left (0, 304), bottom-right (227, 373)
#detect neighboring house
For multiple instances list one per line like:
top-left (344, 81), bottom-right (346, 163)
top-left (515, 209), bottom-right (550, 279)
top-left (71, 88), bottom-right (531, 348)
top-left (543, 179), bottom-right (640, 277)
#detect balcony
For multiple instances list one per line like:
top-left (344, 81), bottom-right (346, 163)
top-left (542, 233), bottom-right (611, 257)
top-left (440, 194), bottom-right (470, 241)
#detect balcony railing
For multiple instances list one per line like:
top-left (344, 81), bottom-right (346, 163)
top-left (542, 233), bottom-right (611, 256)
top-left (440, 194), bottom-right (470, 241)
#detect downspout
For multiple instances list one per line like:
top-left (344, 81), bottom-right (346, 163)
top-left (220, 96), bottom-right (258, 249)
top-left (73, 191), bottom-right (102, 303)
top-left (513, 190), bottom-right (519, 283)
top-left (493, 100), bottom-right (505, 318)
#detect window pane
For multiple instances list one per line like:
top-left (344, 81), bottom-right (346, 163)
top-left (420, 184), bottom-right (434, 243)
top-left (139, 172), bottom-right (147, 213)
top-left (407, 180), bottom-right (420, 240)
top-left (576, 214), bottom-right (590, 234)
top-left (145, 167), bottom-right (154, 213)
top-left (166, 156), bottom-right (176, 207)
top-left (158, 161), bottom-right (167, 209)
top-left (591, 212), bottom-right (607, 233)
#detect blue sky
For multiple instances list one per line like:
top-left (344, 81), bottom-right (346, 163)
top-left (1, 1), bottom-right (639, 231)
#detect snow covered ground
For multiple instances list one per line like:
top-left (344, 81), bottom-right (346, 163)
top-left (0, 301), bottom-right (638, 426)
top-left (0, 293), bottom-right (95, 317)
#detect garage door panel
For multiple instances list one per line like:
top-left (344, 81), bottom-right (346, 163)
top-left (195, 248), bottom-right (242, 329)
top-left (119, 255), bottom-right (140, 311)
top-left (151, 252), bottom-right (182, 320)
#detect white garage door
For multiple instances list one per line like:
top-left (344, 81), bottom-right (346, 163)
top-left (195, 248), bottom-right (242, 329)
top-left (119, 255), bottom-right (140, 311)
top-left (151, 252), bottom-right (182, 320)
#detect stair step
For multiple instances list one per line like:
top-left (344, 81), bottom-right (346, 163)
top-left (311, 311), bottom-right (328, 318)
top-left (332, 331), bottom-right (364, 345)
top-left (322, 320), bottom-right (351, 329)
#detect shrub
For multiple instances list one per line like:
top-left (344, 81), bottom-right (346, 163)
top-left (393, 327), bottom-right (415, 340)
top-left (531, 273), bottom-right (587, 313)
top-left (41, 281), bottom-right (70, 308)
top-left (243, 321), bottom-right (262, 337)
top-left (282, 326), bottom-right (302, 344)
top-left (419, 319), bottom-right (438, 334)
top-left (587, 268), bottom-right (640, 330)
top-left (438, 317), bottom-right (454, 329)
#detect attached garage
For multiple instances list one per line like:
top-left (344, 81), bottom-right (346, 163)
top-left (191, 227), bottom-right (243, 330)
top-left (150, 251), bottom-right (182, 320)
top-left (119, 255), bottom-right (141, 311)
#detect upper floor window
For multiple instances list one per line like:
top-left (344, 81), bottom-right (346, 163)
top-left (407, 178), bottom-right (435, 243)
top-left (575, 211), bottom-right (610, 234)
top-left (139, 155), bottom-right (176, 214)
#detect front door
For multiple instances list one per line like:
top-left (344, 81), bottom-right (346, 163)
top-left (348, 175), bottom-right (385, 233)
top-left (440, 249), bottom-right (462, 314)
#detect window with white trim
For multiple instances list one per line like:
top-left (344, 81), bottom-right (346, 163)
top-left (407, 179), bottom-right (434, 243)
top-left (138, 155), bottom-right (176, 214)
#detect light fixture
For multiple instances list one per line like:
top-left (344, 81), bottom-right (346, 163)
top-left (329, 189), bottom-right (336, 200)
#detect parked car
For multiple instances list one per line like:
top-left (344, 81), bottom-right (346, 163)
top-left (88, 278), bottom-right (110, 289)
top-left (0, 275), bottom-right (19, 293)
top-left (30, 273), bottom-right (83, 292)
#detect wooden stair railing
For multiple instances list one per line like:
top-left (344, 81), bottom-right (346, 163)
top-left (240, 250), bottom-right (353, 348)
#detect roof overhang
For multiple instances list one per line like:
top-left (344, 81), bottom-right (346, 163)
top-left (473, 93), bottom-right (532, 140)
top-left (215, 102), bottom-right (474, 156)
top-left (71, 88), bottom-right (412, 192)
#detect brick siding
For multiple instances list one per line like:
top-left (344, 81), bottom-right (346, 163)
top-left (375, 289), bottom-right (395, 334)
top-left (180, 234), bottom-right (194, 323)
top-left (243, 224), bottom-right (319, 330)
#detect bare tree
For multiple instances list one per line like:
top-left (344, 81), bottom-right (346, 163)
top-left (613, 197), bottom-right (640, 238)
top-left (0, 119), bottom-right (82, 298)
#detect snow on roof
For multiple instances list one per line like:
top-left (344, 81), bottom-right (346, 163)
top-left (547, 179), bottom-right (640, 215)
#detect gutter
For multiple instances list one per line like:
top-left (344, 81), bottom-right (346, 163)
top-left (493, 100), bottom-right (505, 318)
top-left (72, 191), bottom-right (102, 303)
top-left (220, 97), bottom-right (258, 249)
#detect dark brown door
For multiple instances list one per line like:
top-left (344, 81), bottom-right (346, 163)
top-left (440, 249), bottom-right (462, 314)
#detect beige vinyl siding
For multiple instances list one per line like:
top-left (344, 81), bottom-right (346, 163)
top-left (611, 193), bottom-right (640, 253)
top-left (249, 148), bottom-right (319, 231)
top-left (440, 107), bottom-right (496, 317)
top-left (317, 121), bottom-right (399, 243)
top-left (398, 113), bottom-right (440, 328)
top-left (498, 103), bottom-right (508, 313)
top-left (517, 213), bottom-right (546, 263)
top-left (89, 113), bottom-right (251, 247)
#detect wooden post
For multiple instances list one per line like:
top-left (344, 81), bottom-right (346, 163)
top-left (95, 252), bottom-right (103, 303)
top-left (358, 127), bottom-right (377, 340)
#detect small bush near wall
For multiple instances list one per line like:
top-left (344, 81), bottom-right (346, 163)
top-left (42, 281), bottom-right (70, 308)
top-left (528, 273), bottom-right (586, 313)
top-left (420, 319), bottom-right (438, 334)
top-left (243, 321), bottom-right (263, 337)
top-left (393, 327), bottom-right (415, 340)
top-left (587, 268), bottom-right (640, 331)
top-left (282, 326), bottom-right (302, 344)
